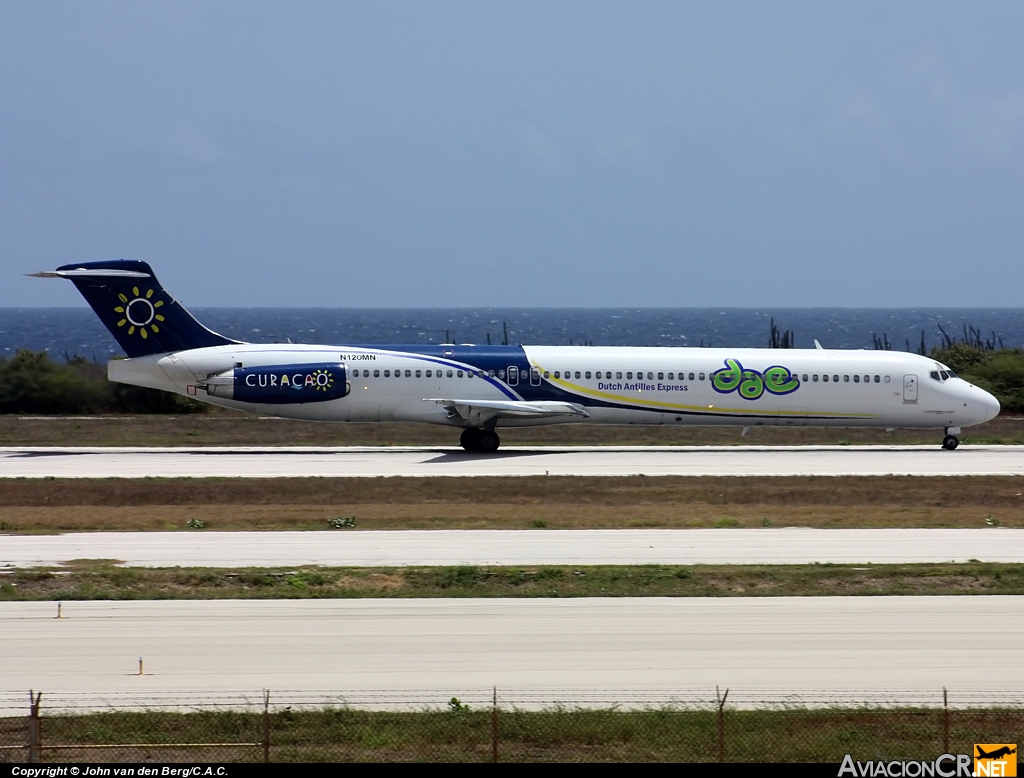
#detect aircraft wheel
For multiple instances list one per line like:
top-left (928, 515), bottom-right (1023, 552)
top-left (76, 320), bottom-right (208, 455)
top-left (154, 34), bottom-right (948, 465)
top-left (478, 431), bottom-right (500, 453)
top-left (942, 434), bottom-right (959, 451)
top-left (460, 428), bottom-right (482, 452)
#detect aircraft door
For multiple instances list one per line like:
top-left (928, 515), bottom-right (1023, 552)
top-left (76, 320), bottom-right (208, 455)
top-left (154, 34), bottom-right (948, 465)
top-left (903, 374), bottom-right (918, 403)
top-left (507, 366), bottom-right (519, 386)
top-left (530, 367), bottom-right (541, 386)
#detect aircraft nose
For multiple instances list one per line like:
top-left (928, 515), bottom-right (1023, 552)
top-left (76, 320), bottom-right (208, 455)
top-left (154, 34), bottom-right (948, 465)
top-left (981, 388), bottom-right (1001, 422)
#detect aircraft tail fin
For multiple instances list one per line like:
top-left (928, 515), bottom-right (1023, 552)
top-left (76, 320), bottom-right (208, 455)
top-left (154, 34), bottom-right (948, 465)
top-left (29, 259), bottom-right (239, 357)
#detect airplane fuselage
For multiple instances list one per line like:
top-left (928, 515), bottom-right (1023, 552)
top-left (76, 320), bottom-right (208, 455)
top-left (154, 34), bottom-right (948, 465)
top-left (111, 343), bottom-right (999, 432)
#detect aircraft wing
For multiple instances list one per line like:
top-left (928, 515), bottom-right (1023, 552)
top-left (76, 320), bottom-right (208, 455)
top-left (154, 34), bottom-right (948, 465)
top-left (426, 398), bottom-right (589, 426)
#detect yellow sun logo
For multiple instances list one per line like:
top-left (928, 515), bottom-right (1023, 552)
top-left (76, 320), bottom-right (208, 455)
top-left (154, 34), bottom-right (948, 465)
top-left (311, 368), bottom-right (334, 392)
top-left (114, 286), bottom-right (165, 340)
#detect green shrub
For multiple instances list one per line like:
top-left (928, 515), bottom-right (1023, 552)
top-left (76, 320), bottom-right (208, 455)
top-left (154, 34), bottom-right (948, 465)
top-left (931, 345), bottom-right (1024, 413)
top-left (0, 350), bottom-right (206, 415)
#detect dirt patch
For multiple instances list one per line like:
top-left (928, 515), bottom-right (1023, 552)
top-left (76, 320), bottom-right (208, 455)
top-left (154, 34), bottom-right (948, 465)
top-left (0, 475), bottom-right (1022, 531)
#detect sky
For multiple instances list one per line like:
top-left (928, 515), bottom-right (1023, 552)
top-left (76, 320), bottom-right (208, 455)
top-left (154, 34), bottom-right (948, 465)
top-left (2, 1), bottom-right (1023, 308)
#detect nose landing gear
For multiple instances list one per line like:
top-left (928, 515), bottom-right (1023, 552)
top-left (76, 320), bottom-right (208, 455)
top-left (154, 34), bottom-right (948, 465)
top-left (460, 428), bottom-right (501, 453)
top-left (942, 426), bottom-right (960, 450)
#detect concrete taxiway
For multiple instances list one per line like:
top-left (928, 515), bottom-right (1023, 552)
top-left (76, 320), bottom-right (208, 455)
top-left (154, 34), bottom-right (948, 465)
top-left (3, 528), bottom-right (1024, 568)
top-left (2, 445), bottom-right (1024, 477)
top-left (2, 597), bottom-right (1020, 713)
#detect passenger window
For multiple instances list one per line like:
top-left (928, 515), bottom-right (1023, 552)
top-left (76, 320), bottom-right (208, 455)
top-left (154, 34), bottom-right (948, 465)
top-left (585, 371), bottom-right (592, 379)
top-left (575, 371), bottom-right (581, 379)
top-left (884, 375), bottom-right (890, 383)
top-left (833, 375), bottom-right (838, 382)
top-left (699, 373), bottom-right (705, 381)
top-left (689, 373), bottom-right (695, 380)
top-left (384, 369), bottom-right (390, 377)
top-left (499, 369), bottom-right (505, 379)
top-left (489, 370), bottom-right (496, 378)
top-left (373, 369), bottom-right (380, 378)
top-left (854, 375), bottom-right (860, 383)
top-left (413, 370), bottom-right (420, 378)
top-left (844, 375), bottom-right (849, 382)
top-left (616, 372), bottom-right (623, 379)
top-left (823, 375), bottom-right (829, 382)
top-left (543, 371), bottom-right (550, 379)
top-left (554, 371), bottom-right (561, 379)
top-left (647, 372), bottom-right (653, 380)
top-left (802, 374), bottom-right (808, 382)
top-left (427, 369), bottom-right (434, 378)
top-left (658, 372), bottom-right (664, 380)
top-left (457, 370), bottom-right (463, 378)
top-left (813, 375), bottom-right (819, 382)
top-left (447, 369), bottom-right (454, 378)
top-left (626, 372), bottom-right (633, 379)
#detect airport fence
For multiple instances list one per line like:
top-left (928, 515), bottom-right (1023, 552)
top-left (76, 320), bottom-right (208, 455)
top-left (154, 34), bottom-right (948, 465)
top-left (1, 688), bottom-right (1023, 763)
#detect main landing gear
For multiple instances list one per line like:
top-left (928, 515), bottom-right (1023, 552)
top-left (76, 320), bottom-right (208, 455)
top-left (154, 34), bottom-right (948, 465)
top-left (460, 428), bottom-right (500, 453)
top-left (942, 426), bottom-right (960, 451)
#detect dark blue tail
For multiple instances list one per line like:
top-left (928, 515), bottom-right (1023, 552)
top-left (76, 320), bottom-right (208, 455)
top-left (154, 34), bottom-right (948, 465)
top-left (50, 259), bottom-right (238, 357)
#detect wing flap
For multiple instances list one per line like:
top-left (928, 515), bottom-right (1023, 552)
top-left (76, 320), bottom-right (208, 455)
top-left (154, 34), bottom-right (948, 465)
top-left (427, 398), bottom-right (588, 425)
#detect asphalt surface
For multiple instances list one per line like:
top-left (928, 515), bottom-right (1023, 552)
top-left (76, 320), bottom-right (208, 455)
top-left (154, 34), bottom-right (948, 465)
top-left (2, 597), bottom-right (1020, 713)
top-left (3, 528), bottom-right (1023, 568)
top-left (2, 444), bottom-right (1024, 477)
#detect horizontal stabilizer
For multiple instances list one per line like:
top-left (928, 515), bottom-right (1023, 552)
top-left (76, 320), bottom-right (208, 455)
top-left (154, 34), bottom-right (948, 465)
top-left (27, 269), bottom-right (151, 279)
top-left (427, 398), bottom-right (589, 425)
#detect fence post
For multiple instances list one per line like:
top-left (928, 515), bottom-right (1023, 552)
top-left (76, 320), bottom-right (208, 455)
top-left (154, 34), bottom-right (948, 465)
top-left (716, 686), bottom-right (729, 763)
top-left (942, 687), bottom-right (949, 754)
top-left (491, 686), bottom-right (498, 763)
top-left (262, 689), bottom-right (270, 763)
top-left (28, 690), bottom-right (42, 764)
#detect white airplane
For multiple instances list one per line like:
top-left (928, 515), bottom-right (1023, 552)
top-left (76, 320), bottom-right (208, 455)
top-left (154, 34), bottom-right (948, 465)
top-left (32, 260), bottom-right (1000, 452)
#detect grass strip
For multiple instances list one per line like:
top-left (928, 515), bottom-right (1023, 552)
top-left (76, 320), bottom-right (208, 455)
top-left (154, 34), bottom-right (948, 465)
top-left (4, 412), bottom-right (1024, 447)
top-left (2, 561), bottom-right (1023, 600)
top-left (2, 475), bottom-right (1024, 532)
top-left (5, 707), bottom-right (1023, 762)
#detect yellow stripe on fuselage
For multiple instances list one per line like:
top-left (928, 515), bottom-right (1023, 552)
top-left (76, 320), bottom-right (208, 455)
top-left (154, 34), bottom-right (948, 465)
top-left (531, 363), bottom-right (877, 419)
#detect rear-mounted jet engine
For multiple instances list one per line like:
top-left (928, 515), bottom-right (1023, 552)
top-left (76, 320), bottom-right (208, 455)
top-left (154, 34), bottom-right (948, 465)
top-left (203, 363), bottom-right (349, 404)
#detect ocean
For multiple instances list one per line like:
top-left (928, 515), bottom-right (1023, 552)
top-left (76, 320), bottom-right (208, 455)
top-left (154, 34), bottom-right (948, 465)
top-left (1, 307), bottom-right (1022, 362)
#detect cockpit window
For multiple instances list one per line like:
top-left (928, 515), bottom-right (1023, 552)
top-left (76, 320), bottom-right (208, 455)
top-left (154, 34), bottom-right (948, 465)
top-left (946, 369), bottom-right (957, 378)
top-left (939, 370), bottom-right (949, 380)
top-left (930, 371), bottom-right (941, 381)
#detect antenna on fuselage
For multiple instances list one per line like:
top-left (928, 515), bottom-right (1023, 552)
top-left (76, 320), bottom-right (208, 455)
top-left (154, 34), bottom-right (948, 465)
top-left (814, 339), bottom-right (824, 350)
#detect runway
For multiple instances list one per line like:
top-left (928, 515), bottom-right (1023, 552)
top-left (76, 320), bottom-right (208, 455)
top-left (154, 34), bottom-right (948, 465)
top-left (2, 445), bottom-right (1024, 477)
top-left (3, 528), bottom-right (1024, 568)
top-left (2, 597), bottom-right (1020, 713)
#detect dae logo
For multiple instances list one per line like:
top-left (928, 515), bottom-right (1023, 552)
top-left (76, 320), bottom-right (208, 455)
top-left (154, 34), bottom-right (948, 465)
top-left (711, 358), bottom-right (799, 400)
top-left (975, 744), bottom-right (1017, 777)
